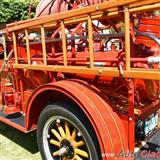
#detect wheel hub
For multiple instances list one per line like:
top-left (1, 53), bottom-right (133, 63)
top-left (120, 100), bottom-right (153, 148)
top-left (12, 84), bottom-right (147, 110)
top-left (45, 118), bottom-right (89, 159)
top-left (60, 140), bottom-right (74, 159)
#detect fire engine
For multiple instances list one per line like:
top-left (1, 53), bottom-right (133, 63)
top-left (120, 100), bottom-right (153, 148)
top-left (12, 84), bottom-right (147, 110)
top-left (0, 0), bottom-right (160, 159)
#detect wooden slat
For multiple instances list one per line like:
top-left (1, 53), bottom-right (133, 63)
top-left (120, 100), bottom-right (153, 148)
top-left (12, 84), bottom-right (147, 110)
top-left (130, 0), bottom-right (160, 8)
top-left (87, 15), bottom-right (94, 69)
top-left (13, 64), bottom-right (160, 80)
top-left (12, 32), bottom-right (18, 64)
top-left (4, 0), bottom-right (160, 82)
top-left (40, 25), bottom-right (47, 65)
top-left (5, 1), bottom-right (160, 33)
top-left (7, 0), bottom-right (141, 32)
top-left (26, 3), bottom-right (160, 32)
top-left (130, 3), bottom-right (160, 14)
top-left (25, 29), bottom-right (31, 65)
top-left (61, 21), bottom-right (67, 67)
top-left (2, 34), bottom-right (7, 61)
top-left (124, 5), bottom-right (130, 70)
top-left (8, 0), bottom-right (160, 28)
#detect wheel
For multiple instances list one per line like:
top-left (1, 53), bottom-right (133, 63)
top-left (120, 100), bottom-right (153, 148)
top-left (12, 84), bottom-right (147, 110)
top-left (37, 102), bottom-right (101, 160)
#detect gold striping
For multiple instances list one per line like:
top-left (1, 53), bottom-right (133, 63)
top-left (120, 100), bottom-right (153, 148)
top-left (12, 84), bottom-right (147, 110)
top-left (57, 81), bottom-right (116, 159)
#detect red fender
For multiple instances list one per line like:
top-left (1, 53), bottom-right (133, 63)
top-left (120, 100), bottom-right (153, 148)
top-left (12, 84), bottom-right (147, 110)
top-left (26, 80), bottom-right (129, 160)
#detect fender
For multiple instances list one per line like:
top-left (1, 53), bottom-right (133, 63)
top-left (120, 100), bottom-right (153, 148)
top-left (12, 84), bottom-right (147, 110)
top-left (26, 80), bottom-right (129, 160)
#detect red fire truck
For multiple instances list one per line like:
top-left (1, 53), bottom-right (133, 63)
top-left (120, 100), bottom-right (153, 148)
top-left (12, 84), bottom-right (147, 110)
top-left (0, 0), bottom-right (160, 159)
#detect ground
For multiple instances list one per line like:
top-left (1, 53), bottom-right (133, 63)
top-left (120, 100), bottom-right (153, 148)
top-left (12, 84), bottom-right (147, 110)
top-left (0, 121), bottom-right (160, 160)
top-left (0, 122), bottom-right (41, 160)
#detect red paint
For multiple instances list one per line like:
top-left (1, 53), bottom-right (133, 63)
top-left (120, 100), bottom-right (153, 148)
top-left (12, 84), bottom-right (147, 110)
top-left (26, 81), bottom-right (129, 159)
top-left (0, 3), bottom-right (160, 159)
top-left (3, 82), bottom-right (20, 114)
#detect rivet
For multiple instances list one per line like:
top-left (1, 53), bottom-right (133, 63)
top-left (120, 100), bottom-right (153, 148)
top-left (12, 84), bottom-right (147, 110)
top-left (96, 6), bottom-right (99, 10)
top-left (99, 70), bottom-right (102, 74)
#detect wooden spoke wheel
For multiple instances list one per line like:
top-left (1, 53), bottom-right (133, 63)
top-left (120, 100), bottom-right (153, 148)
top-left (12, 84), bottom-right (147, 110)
top-left (37, 102), bottom-right (101, 160)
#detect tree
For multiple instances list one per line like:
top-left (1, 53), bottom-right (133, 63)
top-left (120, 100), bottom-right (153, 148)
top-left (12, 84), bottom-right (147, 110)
top-left (0, 0), bottom-right (39, 23)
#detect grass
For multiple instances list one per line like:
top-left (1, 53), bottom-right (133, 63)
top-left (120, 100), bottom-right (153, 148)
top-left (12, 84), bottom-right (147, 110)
top-left (0, 121), bottom-right (159, 160)
top-left (0, 122), bottom-right (41, 160)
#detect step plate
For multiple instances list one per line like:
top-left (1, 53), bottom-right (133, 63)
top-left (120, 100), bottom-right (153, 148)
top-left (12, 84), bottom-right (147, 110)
top-left (0, 111), bottom-right (25, 127)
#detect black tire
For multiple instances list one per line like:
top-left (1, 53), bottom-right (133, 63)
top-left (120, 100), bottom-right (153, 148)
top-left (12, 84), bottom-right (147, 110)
top-left (37, 101), bottom-right (101, 160)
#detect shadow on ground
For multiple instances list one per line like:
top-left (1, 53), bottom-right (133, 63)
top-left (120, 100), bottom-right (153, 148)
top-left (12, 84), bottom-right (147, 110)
top-left (1, 121), bottom-right (159, 160)
top-left (0, 121), bottom-right (39, 154)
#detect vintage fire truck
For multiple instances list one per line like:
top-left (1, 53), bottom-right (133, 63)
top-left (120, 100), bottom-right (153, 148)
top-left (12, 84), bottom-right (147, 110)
top-left (0, 0), bottom-right (160, 159)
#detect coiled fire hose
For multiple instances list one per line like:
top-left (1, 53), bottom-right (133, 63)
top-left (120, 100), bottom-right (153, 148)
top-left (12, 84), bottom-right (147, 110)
top-left (36, 0), bottom-right (110, 17)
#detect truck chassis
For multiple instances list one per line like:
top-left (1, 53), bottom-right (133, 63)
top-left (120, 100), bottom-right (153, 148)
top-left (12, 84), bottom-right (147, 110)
top-left (0, 0), bottom-right (160, 159)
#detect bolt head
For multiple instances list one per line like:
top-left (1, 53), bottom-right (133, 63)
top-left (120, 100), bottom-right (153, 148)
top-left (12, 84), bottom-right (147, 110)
top-left (77, 132), bottom-right (81, 137)
top-left (47, 134), bottom-right (50, 138)
top-left (96, 6), bottom-right (99, 10)
top-left (99, 70), bottom-right (102, 74)
top-left (56, 119), bottom-right (61, 123)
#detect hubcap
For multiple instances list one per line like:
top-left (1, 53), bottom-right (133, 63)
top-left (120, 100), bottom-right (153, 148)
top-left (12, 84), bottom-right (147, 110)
top-left (42, 117), bottom-right (89, 160)
top-left (60, 140), bottom-right (74, 159)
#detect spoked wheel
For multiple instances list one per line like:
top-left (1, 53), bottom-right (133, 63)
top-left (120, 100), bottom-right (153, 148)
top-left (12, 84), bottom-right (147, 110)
top-left (37, 102), bottom-right (101, 160)
top-left (43, 117), bottom-right (89, 160)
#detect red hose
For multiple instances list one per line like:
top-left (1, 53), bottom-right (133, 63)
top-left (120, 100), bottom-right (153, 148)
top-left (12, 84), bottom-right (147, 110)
top-left (36, 0), bottom-right (109, 17)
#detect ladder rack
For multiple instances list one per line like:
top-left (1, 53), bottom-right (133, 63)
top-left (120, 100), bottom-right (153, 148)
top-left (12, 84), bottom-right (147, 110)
top-left (3, 0), bottom-right (160, 80)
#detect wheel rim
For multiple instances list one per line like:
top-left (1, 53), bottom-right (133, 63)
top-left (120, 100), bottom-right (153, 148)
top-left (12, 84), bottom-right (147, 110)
top-left (42, 116), bottom-right (90, 160)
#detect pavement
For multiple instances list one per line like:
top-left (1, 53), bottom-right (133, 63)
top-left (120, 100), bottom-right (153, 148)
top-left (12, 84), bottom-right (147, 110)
top-left (135, 129), bottom-right (160, 160)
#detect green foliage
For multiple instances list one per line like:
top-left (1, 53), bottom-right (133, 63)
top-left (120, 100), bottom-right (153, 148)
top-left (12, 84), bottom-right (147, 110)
top-left (0, 0), bottom-right (39, 23)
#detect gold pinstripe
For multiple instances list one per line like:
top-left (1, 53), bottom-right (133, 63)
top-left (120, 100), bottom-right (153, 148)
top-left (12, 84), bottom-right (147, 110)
top-left (69, 80), bottom-right (126, 153)
top-left (65, 80), bottom-right (125, 153)
top-left (95, 95), bottom-right (125, 152)
top-left (58, 82), bottom-right (116, 159)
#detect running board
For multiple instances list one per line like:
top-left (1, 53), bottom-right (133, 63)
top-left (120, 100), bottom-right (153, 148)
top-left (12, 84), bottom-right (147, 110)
top-left (0, 111), bottom-right (29, 133)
